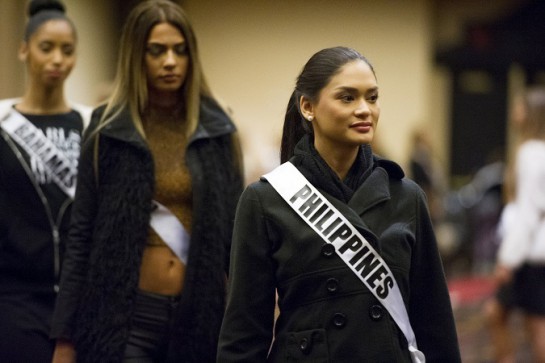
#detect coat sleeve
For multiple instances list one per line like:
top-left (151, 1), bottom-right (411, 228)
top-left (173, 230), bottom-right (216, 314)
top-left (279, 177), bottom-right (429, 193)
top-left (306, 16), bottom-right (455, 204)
top-left (217, 183), bottom-right (277, 362)
top-left (49, 111), bottom-right (101, 340)
top-left (223, 131), bottom-right (245, 276)
top-left (408, 186), bottom-right (461, 362)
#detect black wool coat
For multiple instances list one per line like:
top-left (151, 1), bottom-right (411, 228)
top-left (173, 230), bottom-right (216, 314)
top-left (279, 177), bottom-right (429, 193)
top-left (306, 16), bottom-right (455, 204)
top-left (218, 155), bottom-right (461, 362)
top-left (51, 97), bottom-right (243, 363)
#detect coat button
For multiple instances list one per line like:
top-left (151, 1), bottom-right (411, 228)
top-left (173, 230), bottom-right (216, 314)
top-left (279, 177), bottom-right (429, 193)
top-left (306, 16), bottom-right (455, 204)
top-left (369, 304), bottom-right (384, 321)
top-left (321, 243), bottom-right (335, 257)
top-left (299, 337), bottom-right (311, 354)
top-left (326, 278), bottom-right (339, 293)
top-left (332, 312), bottom-right (347, 328)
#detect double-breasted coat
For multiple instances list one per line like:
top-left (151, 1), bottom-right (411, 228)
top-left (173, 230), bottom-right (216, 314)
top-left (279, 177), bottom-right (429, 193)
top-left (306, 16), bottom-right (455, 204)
top-left (217, 154), bottom-right (461, 362)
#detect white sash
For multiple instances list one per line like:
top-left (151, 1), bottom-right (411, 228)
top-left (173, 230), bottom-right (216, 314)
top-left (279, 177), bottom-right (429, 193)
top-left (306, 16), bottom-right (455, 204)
top-left (264, 162), bottom-right (425, 363)
top-left (0, 111), bottom-right (76, 198)
top-left (150, 200), bottom-right (190, 264)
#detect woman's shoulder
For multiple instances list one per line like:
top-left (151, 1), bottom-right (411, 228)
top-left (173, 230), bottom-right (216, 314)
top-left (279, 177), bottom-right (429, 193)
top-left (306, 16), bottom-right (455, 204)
top-left (69, 102), bottom-right (93, 128)
top-left (197, 96), bottom-right (237, 138)
top-left (373, 154), bottom-right (405, 180)
top-left (237, 175), bottom-right (284, 205)
top-left (0, 98), bottom-right (19, 119)
top-left (372, 155), bottom-right (426, 200)
top-left (200, 96), bottom-right (228, 119)
top-left (517, 140), bottom-right (545, 166)
top-left (85, 104), bottom-right (106, 130)
top-left (0, 98), bottom-right (18, 106)
top-left (519, 139), bottom-right (545, 155)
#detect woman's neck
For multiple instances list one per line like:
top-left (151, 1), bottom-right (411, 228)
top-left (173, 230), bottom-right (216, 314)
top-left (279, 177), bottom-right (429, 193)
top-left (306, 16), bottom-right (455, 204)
top-left (16, 84), bottom-right (69, 114)
top-left (145, 93), bottom-right (185, 123)
top-left (148, 91), bottom-right (183, 110)
top-left (315, 143), bottom-right (359, 180)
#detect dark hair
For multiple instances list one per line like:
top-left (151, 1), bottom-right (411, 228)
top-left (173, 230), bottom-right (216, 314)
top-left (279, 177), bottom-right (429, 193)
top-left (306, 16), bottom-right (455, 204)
top-left (280, 46), bottom-right (375, 163)
top-left (24, 0), bottom-right (75, 41)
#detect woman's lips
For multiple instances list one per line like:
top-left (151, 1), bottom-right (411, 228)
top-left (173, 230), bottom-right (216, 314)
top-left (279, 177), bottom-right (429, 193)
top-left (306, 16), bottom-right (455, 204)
top-left (350, 122), bottom-right (372, 132)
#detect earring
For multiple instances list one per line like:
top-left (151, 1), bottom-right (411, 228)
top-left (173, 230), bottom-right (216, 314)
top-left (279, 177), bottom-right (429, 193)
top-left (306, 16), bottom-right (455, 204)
top-left (307, 116), bottom-right (313, 121)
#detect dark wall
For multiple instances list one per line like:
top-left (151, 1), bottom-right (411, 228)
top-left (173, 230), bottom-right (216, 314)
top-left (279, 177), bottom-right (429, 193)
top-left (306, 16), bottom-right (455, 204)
top-left (450, 70), bottom-right (506, 177)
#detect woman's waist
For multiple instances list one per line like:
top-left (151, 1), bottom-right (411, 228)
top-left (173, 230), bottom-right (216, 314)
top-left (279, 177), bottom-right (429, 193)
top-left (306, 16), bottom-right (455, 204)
top-left (138, 244), bottom-right (186, 295)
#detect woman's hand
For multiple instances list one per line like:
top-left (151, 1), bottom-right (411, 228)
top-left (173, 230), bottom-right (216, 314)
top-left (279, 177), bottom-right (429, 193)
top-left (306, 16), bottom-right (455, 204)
top-left (494, 264), bottom-right (513, 286)
top-left (51, 339), bottom-right (76, 363)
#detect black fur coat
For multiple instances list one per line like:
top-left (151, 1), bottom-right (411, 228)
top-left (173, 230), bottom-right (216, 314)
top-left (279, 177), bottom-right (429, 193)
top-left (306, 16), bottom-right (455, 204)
top-left (51, 97), bottom-right (244, 362)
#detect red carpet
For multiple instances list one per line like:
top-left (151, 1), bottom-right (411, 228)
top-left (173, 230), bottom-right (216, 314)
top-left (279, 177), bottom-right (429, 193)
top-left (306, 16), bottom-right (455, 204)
top-left (448, 276), bottom-right (496, 309)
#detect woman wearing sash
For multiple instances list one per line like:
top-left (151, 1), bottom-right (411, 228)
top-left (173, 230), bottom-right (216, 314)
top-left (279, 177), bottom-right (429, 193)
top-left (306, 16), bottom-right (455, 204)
top-left (0, 1), bottom-right (89, 362)
top-left (218, 47), bottom-right (460, 362)
top-left (50, 1), bottom-right (243, 362)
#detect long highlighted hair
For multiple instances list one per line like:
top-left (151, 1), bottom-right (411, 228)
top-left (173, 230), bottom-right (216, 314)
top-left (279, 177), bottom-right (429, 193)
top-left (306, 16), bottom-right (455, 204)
top-left (100, 0), bottom-right (212, 139)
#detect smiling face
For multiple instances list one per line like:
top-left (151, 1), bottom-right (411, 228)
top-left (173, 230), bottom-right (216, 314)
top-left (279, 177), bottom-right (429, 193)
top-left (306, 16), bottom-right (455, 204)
top-left (144, 22), bottom-right (189, 98)
top-left (19, 19), bottom-right (76, 89)
top-left (301, 59), bottom-right (380, 157)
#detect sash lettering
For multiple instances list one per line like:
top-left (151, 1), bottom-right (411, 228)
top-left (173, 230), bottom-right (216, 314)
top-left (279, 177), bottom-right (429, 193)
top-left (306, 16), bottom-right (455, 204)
top-left (1, 111), bottom-right (76, 198)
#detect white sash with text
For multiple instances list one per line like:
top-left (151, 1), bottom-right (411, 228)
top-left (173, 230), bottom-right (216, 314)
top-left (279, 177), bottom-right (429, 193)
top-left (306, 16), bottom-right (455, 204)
top-left (264, 162), bottom-right (425, 363)
top-left (1, 111), bottom-right (76, 198)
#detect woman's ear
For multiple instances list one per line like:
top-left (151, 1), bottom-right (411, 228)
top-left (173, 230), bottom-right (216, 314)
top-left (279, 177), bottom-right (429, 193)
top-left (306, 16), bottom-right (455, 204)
top-left (18, 42), bottom-right (28, 62)
top-left (299, 95), bottom-right (314, 121)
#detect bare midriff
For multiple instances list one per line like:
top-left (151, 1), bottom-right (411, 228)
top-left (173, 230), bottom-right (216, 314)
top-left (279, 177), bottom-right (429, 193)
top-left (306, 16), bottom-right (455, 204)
top-left (138, 242), bottom-right (185, 295)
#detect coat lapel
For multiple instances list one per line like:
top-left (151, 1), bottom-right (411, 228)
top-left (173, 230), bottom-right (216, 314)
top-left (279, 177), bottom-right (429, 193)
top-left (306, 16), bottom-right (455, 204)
top-left (100, 108), bottom-right (148, 150)
top-left (348, 167), bottom-right (391, 215)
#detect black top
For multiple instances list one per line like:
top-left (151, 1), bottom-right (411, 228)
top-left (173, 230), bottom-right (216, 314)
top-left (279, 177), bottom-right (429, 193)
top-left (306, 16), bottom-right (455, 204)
top-left (0, 109), bottom-right (83, 293)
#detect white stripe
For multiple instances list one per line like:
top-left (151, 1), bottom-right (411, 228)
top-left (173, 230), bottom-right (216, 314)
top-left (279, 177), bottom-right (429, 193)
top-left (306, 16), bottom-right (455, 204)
top-left (149, 201), bottom-right (190, 264)
top-left (264, 162), bottom-right (425, 363)
top-left (1, 111), bottom-right (76, 198)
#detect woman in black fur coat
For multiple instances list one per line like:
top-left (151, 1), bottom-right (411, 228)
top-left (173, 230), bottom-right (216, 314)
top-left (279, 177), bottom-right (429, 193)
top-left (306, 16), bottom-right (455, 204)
top-left (50, 1), bottom-right (243, 362)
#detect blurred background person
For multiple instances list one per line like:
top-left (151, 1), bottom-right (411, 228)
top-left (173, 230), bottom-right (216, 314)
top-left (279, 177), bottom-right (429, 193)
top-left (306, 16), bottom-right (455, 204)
top-left (0, 0), bottom-right (90, 362)
top-left (50, 1), bottom-right (243, 362)
top-left (409, 129), bottom-right (448, 225)
top-left (481, 86), bottom-right (529, 363)
top-left (491, 86), bottom-right (545, 362)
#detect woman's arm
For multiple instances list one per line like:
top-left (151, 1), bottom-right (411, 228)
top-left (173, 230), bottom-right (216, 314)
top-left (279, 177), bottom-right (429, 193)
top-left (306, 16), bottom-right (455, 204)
top-left (217, 184), bottom-right (277, 362)
top-left (50, 114), bottom-right (101, 342)
top-left (409, 186), bottom-right (461, 362)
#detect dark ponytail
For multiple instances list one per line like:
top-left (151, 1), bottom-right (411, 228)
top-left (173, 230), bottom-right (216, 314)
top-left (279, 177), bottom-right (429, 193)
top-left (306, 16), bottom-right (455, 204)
top-left (280, 90), bottom-right (312, 163)
top-left (279, 46), bottom-right (375, 163)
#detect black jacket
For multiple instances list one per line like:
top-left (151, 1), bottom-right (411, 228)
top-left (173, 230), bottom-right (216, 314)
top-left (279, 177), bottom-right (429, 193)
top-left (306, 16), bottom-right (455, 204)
top-left (0, 99), bottom-right (90, 294)
top-left (218, 150), bottom-right (461, 362)
top-left (51, 97), bottom-right (243, 362)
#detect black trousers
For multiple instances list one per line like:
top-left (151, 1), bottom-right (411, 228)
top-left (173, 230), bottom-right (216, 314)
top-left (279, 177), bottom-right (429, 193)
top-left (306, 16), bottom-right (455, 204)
top-left (123, 290), bottom-right (180, 363)
top-left (0, 291), bottom-right (56, 363)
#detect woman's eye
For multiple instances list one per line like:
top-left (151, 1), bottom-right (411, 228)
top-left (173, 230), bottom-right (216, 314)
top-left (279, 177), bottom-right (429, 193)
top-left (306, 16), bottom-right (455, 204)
top-left (368, 94), bottom-right (379, 103)
top-left (39, 42), bottom-right (53, 52)
top-left (174, 44), bottom-right (188, 56)
top-left (146, 44), bottom-right (165, 56)
top-left (62, 45), bottom-right (74, 56)
top-left (340, 94), bottom-right (354, 102)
